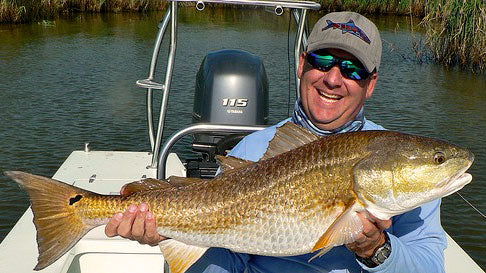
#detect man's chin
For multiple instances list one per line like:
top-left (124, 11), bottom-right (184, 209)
top-left (308, 116), bottom-right (343, 131)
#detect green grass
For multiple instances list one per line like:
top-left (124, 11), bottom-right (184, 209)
top-left (421, 0), bottom-right (486, 72)
top-left (319, 0), bottom-right (426, 16)
top-left (0, 0), bottom-right (168, 23)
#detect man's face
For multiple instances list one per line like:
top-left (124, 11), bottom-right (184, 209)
top-left (298, 48), bottom-right (378, 131)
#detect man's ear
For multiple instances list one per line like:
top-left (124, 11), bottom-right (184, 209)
top-left (365, 73), bottom-right (378, 99)
top-left (298, 52), bottom-right (307, 79)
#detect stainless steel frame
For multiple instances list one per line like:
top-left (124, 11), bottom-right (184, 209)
top-left (157, 124), bottom-right (267, 178)
top-left (136, 0), bottom-right (320, 177)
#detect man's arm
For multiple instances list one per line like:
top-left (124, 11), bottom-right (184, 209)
top-left (359, 200), bottom-right (446, 272)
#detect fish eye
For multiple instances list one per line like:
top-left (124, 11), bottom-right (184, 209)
top-left (434, 152), bottom-right (446, 164)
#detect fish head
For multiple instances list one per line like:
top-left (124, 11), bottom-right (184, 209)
top-left (353, 132), bottom-right (474, 219)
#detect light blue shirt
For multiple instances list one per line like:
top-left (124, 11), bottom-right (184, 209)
top-left (188, 118), bottom-right (447, 273)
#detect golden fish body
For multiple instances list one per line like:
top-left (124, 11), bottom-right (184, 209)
top-left (6, 123), bottom-right (474, 272)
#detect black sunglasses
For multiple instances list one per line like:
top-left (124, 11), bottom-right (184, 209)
top-left (306, 51), bottom-right (371, 80)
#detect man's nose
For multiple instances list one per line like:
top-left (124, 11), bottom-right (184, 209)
top-left (323, 66), bottom-right (343, 88)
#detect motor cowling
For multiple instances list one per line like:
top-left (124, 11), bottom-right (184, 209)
top-left (188, 49), bottom-right (269, 178)
top-left (193, 49), bottom-right (269, 126)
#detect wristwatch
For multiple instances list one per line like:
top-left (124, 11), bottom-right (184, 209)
top-left (356, 232), bottom-right (392, 268)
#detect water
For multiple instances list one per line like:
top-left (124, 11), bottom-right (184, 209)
top-left (1, 8), bottom-right (485, 269)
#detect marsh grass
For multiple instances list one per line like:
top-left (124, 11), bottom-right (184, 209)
top-left (319, 0), bottom-right (426, 16)
top-left (0, 0), bottom-right (168, 23)
top-left (421, 0), bottom-right (486, 72)
top-left (0, 0), bottom-right (428, 24)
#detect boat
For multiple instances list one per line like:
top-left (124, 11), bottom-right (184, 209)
top-left (0, 0), bottom-right (484, 272)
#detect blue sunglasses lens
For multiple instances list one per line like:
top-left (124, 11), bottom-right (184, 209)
top-left (307, 52), bottom-right (370, 80)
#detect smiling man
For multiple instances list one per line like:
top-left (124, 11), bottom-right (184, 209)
top-left (298, 48), bottom-right (377, 131)
top-left (106, 11), bottom-right (447, 272)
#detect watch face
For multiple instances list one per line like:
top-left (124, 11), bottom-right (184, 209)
top-left (372, 244), bottom-right (391, 264)
top-left (372, 234), bottom-right (392, 265)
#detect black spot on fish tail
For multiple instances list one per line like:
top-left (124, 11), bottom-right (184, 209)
top-left (69, 195), bottom-right (83, 205)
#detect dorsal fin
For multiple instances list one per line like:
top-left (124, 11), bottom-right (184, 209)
top-left (121, 178), bottom-right (175, 196)
top-left (261, 122), bottom-right (319, 160)
top-left (159, 239), bottom-right (209, 273)
top-left (121, 177), bottom-right (203, 196)
top-left (167, 176), bottom-right (204, 187)
top-left (215, 155), bottom-right (254, 173)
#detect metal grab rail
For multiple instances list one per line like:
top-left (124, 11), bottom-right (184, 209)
top-left (136, 9), bottom-right (172, 150)
top-left (157, 124), bottom-right (267, 179)
top-left (136, 1), bottom-right (319, 172)
top-left (293, 8), bottom-right (307, 100)
top-left (150, 2), bottom-right (179, 169)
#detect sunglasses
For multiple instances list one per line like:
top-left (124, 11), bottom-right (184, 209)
top-left (306, 51), bottom-right (371, 80)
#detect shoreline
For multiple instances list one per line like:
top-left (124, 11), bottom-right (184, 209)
top-left (1, 1), bottom-right (484, 71)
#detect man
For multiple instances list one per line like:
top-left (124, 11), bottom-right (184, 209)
top-left (106, 12), bottom-right (447, 272)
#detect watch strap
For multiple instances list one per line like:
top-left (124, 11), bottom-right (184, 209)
top-left (356, 232), bottom-right (392, 268)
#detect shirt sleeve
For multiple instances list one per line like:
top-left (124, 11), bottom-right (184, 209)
top-left (359, 199), bottom-right (447, 272)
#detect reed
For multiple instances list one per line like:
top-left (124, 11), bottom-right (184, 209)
top-left (319, 0), bottom-right (426, 16)
top-left (0, 0), bottom-right (428, 24)
top-left (0, 0), bottom-right (168, 23)
top-left (421, 0), bottom-right (486, 72)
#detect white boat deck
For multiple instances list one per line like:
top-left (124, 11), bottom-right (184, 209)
top-left (0, 150), bottom-right (483, 272)
top-left (0, 151), bottom-right (185, 273)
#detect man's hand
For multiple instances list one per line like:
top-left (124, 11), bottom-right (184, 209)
top-left (105, 203), bottom-right (166, 246)
top-left (346, 212), bottom-right (392, 258)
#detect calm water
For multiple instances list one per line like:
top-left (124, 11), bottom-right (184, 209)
top-left (1, 8), bottom-right (485, 269)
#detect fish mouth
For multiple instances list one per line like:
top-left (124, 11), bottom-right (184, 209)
top-left (440, 163), bottom-right (473, 198)
top-left (317, 89), bottom-right (343, 102)
top-left (441, 172), bottom-right (472, 198)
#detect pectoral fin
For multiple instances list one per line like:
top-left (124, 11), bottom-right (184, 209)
top-left (159, 239), bottom-right (209, 273)
top-left (310, 202), bottom-right (363, 261)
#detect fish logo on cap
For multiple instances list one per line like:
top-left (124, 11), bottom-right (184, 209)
top-left (322, 19), bottom-right (371, 44)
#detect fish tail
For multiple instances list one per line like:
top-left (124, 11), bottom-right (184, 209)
top-left (5, 171), bottom-right (96, 271)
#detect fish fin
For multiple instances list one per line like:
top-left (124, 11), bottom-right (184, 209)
top-left (215, 155), bottom-right (254, 173)
top-left (121, 178), bottom-right (176, 196)
top-left (261, 122), bottom-right (319, 160)
top-left (122, 177), bottom-right (205, 196)
top-left (4, 171), bottom-right (96, 270)
top-left (159, 239), bottom-right (209, 273)
top-left (310, 202), bottom-right (363, 261)
top-left (167, 176), bottom-right (204, 187)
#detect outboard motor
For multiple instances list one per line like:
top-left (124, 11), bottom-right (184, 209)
top-left (187, 49), bottom-right (269, 178)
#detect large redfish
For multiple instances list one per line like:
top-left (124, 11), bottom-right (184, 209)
top-left (5, 122), bottom-right (474, 272)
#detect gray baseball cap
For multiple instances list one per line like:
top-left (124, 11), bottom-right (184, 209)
top-left (306, 12), bottom-right (382, 73)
